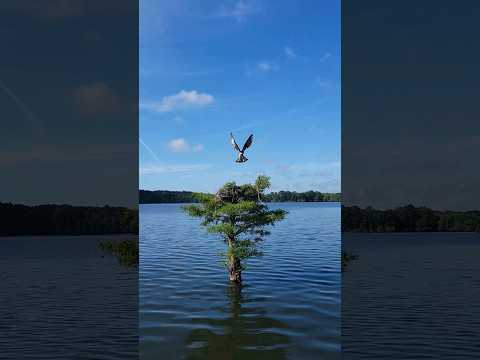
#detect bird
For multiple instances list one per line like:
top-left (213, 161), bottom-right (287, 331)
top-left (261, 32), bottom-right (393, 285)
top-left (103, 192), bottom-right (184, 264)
top-left (230, 133), bottom-right (253, 163)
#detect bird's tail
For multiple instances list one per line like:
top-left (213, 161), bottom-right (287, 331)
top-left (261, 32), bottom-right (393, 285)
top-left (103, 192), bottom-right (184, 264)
top-left (236, 153), bottom-right (248, 162)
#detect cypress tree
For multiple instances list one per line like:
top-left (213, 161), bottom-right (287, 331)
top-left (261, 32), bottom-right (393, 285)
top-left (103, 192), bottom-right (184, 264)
top-left (183, 175), bottom-right (287, 283)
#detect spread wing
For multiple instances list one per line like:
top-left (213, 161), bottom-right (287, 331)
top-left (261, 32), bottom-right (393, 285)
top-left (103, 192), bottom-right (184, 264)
top-left (241, 134), bottom-right (253, 152)
top-left (230, 133), bottom-right (241, 152)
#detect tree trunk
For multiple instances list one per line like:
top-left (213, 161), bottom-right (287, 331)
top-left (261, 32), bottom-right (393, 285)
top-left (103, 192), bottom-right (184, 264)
top-left (228, 256), bottom-right (242, 283)
top-left (227, 236), bottom-right (242, 283)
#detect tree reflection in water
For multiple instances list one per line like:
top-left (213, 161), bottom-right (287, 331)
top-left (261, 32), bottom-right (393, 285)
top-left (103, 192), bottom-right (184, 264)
top-left (184, 283), bottom-right (291, 360)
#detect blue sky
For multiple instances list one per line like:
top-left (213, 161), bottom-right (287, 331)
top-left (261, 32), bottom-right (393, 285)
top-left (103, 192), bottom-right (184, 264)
top-left (140, 0), bottom-right (340, 193)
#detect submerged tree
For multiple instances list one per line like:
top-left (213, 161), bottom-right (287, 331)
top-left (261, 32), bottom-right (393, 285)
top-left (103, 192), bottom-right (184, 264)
top-left (183, 175), bottom-right (287, 283)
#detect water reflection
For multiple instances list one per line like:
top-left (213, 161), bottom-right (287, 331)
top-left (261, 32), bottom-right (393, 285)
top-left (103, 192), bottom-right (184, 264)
top-left (141, 203), bottom-right (340, 359)
top-left (183, 283), bottom-right (291, 360)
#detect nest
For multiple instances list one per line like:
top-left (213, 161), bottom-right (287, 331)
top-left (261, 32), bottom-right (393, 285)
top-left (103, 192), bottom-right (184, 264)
top-left (215, 186), bottom-right (242, 203)
top-left (215, 184), bottom-right (262, 203)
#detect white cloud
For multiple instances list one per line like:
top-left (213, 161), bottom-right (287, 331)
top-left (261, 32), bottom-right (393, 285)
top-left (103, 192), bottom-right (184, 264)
top-left (245, 63), bottom-right (264, 77)
top-left (168, 138), bottom-right (190, 152)
top-left (258, 62), bottom-right (271, 71)
top-left (218, 0), bottom-right (260, 22)
top-left (141, 90), bottom-right (214, 113)
top-left (140, 164), bottom-right (212, 176)
top-left (284, 46), bottom-right (296, 59)
top-left (168, 138), bottom-right (204, 153)
top-left (256, 61), bottom-right (279, 72)
top-left (320, 52), bottom-right (332, 62)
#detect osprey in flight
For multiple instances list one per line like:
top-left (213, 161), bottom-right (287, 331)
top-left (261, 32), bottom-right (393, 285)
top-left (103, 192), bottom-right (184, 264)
top-left (230, 132), bottom-right (253, 163)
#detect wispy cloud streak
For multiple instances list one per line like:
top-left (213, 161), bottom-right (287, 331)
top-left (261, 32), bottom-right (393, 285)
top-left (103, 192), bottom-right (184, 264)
top-left (0, 79), bottom-right (44, 137)
top-left (140, 138), bottom-right (160, 161)
top-left (141, 90), bottom-right (214, 113)
top-left (140, 164), bottom-right (212, 175)
top-left (216, 0), bottom-right (261, 22)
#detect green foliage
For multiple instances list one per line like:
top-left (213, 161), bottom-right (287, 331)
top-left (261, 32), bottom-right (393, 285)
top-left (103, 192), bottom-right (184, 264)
top-left (99, 239), bottom-right (138, 267)
top-left (140, 189), bottom-right (340, 203)
top-left (255, 175), bottom-right (271, 193)
top-left (264, 190), bottom-right (341, 202)
top-left (183, 176), bottom-right (287, 268)
top-left (140, 190), bottom-right (205, 203)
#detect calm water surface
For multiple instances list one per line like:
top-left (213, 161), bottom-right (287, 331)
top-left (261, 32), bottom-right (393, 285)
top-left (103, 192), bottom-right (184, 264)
top-left (140, 202), bottom-right (340, 360)
top-left (343, 233), bottom-right (480, 359)
top-left (0, 235), bottom-right (138, 359)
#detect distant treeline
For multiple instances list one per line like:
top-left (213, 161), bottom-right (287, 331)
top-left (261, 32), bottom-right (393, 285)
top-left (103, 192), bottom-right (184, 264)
top-left (140, 190), bottom-right (202, 203)
top-left (265, 191), bottom-right (340, 202)
top-left (343, 205), bottom-right (480, 232)
top-left (140, 190), bottom-right (341, 203)
top-left (0, 203), bottom-right (138, 236)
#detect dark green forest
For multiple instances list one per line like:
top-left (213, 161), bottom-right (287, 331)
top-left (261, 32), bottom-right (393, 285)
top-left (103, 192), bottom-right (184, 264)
top-left (140, 190), bottom-right (341, 203)
top-left (0, 203), bottom-right (138, 236)
top-left (343, 205), bottom-right (480, 232)
top-left (140, 190), bottom-right (203, 203)
top-left (265, 191), bottom-right (340, 202)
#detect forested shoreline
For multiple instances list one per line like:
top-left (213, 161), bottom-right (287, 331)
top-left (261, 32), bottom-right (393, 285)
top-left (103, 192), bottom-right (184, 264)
top-left (7, 201), bottom-right (477, 236)
top-left (342, 205), bottom-right (480, 232)
top-left (0, 203), bottom-right (138, 236)
top-left (140, 189), bottom-right (341, 203)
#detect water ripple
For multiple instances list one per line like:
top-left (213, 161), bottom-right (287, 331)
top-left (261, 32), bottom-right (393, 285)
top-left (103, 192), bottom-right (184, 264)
top-left (343, 233), bottom-right (480, 359)
top-left (0, 235), bottom-right (138, 359)
top-left (140, 203), bottom-right (340, 360)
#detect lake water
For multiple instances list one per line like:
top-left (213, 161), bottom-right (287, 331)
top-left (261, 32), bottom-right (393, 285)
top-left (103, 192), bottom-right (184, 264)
top-left (140, 203), bottom-right (340, 360)
top-left (0, 235), bottom-right (138, 359)
top-left (342, 233), bottom-right (480, 359)
top-left (140, 202), bottom-right (340, 360)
